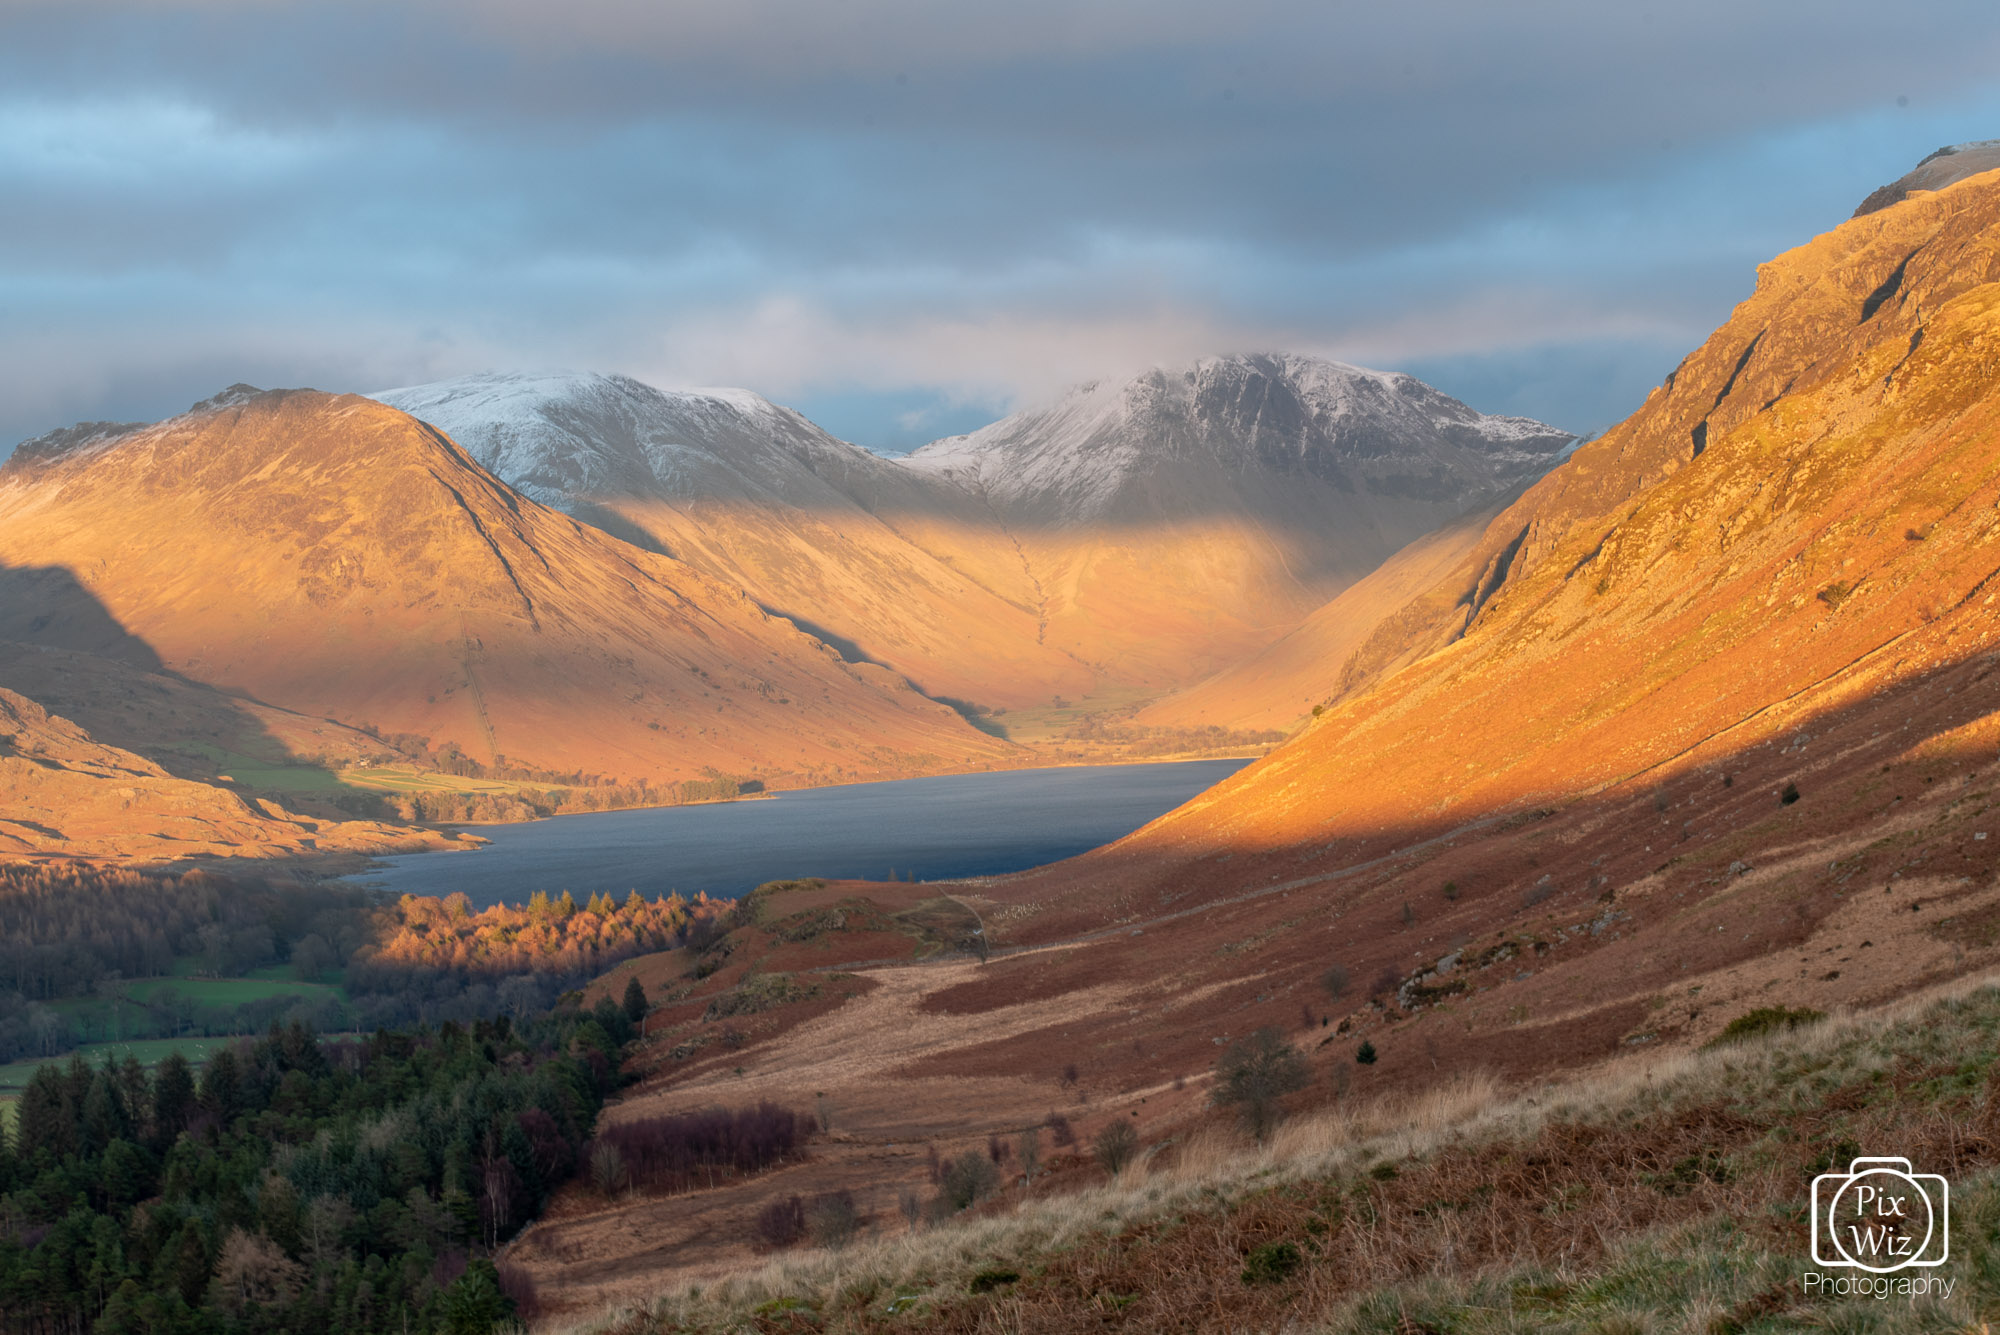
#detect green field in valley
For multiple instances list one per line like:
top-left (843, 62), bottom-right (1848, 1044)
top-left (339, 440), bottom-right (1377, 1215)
top-left (42, 965), bottom-right (350, 1046)
top-left (0, 1035), bottom-right (238, 1097)
top-left (120, 976), bottom-right (341, 1008)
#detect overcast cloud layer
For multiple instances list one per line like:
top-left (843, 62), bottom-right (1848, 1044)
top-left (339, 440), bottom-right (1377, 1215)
top-left (4, 0), bottom-right (2000, 450)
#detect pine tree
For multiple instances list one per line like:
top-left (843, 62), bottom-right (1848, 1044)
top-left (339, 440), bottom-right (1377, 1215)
top-left (201, 1048), bottom-right (242, 1120)
top-left (80, 1071), bottom-right (128, 1155)
top-left (16, 1063), bottom-right (69, 1160)
top-left (152, 1053), bottom-right (195, 1149)
top-left (622, 976), bottom-right (647, 1023)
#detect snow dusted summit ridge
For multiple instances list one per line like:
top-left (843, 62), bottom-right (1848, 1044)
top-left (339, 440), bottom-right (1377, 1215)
top-left (903, 353), bottom-right (1573, 525)
top-left (370, 371), bottom-right (877, 511)
top-left (372, 357), bottom-right (1571, 530)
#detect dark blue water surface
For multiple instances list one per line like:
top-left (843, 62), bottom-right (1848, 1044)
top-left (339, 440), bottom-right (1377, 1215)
top-left (347, 758), bottom-right (1251, 908)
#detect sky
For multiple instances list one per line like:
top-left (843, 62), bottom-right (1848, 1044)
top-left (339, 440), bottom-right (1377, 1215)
top-left (4, 1), bottom-right (2000, 453)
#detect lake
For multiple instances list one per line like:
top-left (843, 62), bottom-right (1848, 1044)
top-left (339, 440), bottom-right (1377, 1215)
top-left (347, 757), bottom-right (1252, 907)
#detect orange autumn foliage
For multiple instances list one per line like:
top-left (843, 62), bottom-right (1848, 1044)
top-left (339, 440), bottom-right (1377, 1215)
top-left (347, 888), bottom-right (728, 987)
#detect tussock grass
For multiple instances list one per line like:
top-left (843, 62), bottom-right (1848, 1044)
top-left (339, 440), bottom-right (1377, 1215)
top-left (549, 974), bottom-right (2000, 1333)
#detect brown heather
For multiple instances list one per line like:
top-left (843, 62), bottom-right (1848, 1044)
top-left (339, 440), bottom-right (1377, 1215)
top-left (565, 977), bottom-right (2000, 1334)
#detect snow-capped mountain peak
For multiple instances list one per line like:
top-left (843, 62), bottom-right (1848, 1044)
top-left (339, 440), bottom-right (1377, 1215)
top-left (901, 352), bottom-right (1572, 524)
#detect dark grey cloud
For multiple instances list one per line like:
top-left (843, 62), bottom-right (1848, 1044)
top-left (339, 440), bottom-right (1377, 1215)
top-left (3, 0), bottom-right (1999, 448)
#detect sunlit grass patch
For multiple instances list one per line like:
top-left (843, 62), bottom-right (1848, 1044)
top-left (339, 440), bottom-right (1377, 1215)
top-left (338, 765), bottom-right (521, 794)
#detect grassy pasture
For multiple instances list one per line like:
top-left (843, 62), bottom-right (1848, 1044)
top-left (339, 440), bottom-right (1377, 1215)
top-left (42, 967), bottom-right (350, 1045)
top-left (0, 1036), bottom-right (237, 1096)
top-left (121, 977), bottom-right (341, 1007)
top-left (338, 766), bottom-right (522, 795)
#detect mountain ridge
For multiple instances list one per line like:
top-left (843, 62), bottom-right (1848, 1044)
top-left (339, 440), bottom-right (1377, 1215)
top-left (373, 354), bottom-right (1571, 711)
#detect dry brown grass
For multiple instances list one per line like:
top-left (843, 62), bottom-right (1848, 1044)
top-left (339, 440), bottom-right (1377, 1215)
top-left (539, 972), bottom-right (2000, 1333)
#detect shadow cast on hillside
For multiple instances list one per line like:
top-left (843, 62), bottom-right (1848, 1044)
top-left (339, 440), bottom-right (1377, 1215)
top-left (0, 563), bottom-right (165, 671)
top-left (0, 561), bottom-right (356, 806)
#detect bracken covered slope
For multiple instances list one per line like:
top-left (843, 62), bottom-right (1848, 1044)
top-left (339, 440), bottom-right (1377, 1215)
top-left (0, 389), bottom-right (1008, 788)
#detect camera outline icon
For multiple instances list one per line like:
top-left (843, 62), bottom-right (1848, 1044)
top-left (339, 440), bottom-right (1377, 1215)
top-left (1810, 1156), bottom-right (1948, 1272)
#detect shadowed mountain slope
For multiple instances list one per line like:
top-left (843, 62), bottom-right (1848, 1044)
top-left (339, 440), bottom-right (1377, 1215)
top-left (1855, 138), bottom-right (2000, 217)
top-left (0, 389), bottom-right (1008, 789)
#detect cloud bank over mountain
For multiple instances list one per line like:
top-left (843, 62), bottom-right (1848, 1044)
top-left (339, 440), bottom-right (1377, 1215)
top-left (4, 0), bottom-right (2000, 448)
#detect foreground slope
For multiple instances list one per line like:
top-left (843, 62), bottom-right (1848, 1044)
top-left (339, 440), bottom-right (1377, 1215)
top-left (379, 360), bottom-right (1570, 713)
top-left (589, 981), bottom-right (2000, 1334)
top-left (0, 388), bottom-right (1007, 788)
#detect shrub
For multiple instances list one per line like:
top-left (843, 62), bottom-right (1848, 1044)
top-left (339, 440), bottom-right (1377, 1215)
top-left (938, 1151), bottom-right (999, 1213)
top-left (1211, 1028), bottom-right (1309, 1141)
top-left (1356, 1040), bottom-right (1378, 1065)
top-left (1016, 1125), bottom-right (1042, 1183)
top-left (1442, 881), bottom-right (1459, 901)
top-left (1705, 1006), bottom-right (1824, 1048)
top-left (589, 1141), bottom-right (625, 1195)
top-left (754, 1195), bottom-right (806, 1248)
top-left (703, 972), bottom-right (817, 1020)
top-left (1320, 964), bottom-right (1350, 1000)
top-left (1369, 965), bottom-right (1402, 998)
top-left (1045, 1112), bottom-right (1075, 1148)
top-left (1781, 782), bottom-right (1801, 806)
top-left (494, 1261), bottom-right (540, 1319)
top-left (1400, 901), bottom-right (1416, 927)
top-left (806, 1189), bottom-right (859, 1249)
top-left (1093, 1118), bottom-right (1140, 1175)
top-left (1240, 1241), bottom-right (1302, 1285)
top-left (1058, 1062), bottom-right (1079, 1089)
